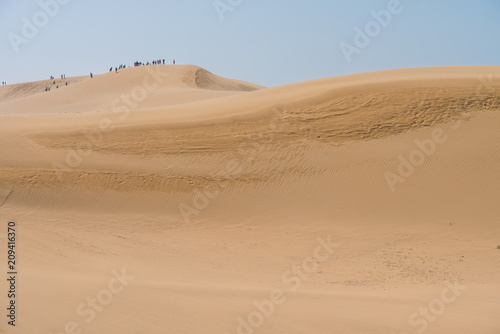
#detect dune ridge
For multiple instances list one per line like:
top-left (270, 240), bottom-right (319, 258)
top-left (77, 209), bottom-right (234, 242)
top-left (0, 65), bottom-right (263, 115)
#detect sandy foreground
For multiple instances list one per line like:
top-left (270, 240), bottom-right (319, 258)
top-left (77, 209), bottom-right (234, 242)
top-left (0, 65), bottom-right (499, 334)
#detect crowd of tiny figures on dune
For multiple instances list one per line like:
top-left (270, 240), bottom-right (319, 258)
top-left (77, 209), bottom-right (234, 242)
top-left (2, 58), bottom-right (177, 92)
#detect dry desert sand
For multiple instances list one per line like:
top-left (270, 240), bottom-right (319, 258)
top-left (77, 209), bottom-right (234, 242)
top-left (0, 65), bottom-right (499, 333)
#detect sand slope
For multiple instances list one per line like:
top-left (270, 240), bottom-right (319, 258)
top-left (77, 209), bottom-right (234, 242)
top-left (0, 65), bottom-right (499, 334)
top-left (0, 65), bottom-right (263, 115)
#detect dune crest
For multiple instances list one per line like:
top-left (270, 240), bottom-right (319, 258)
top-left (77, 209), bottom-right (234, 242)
top-left (0, 65), bottom-right (264, 115)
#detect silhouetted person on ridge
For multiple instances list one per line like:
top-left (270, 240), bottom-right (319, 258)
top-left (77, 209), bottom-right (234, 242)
top-left (90, 73), bottom-right (93, 78)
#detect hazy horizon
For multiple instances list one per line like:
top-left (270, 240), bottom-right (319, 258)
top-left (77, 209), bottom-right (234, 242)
top-left (1, 0), bottom-right (500, 87)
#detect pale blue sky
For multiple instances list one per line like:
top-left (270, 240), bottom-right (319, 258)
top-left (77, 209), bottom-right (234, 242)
top-left (1, 0), bottom-right (499, 87)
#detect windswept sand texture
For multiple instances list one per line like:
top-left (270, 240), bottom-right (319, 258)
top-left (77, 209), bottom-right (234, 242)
top-left (0, 65), bottom-right (499, 333)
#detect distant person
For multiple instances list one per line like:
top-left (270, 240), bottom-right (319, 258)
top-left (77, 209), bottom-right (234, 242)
top-left (110, 67), bottom-right (113, 72)
top-left (61, 75), bottom-right (63, 79)
top-left (115, 67), bottom-right (118, 73)
top-left (162, 59), bottom-right (165, 65)
top-left (65, 82), bottom-right (68, 86)
top-left (90, 73), bottom-right (93, 78)
top-left (173, 59), bottom-right (176, 65)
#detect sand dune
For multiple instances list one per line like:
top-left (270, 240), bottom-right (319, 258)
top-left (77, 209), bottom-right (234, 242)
top-left (0, 65), bottom-right (499, 334)
top-left (0, 65), bottom-right (263, 115)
